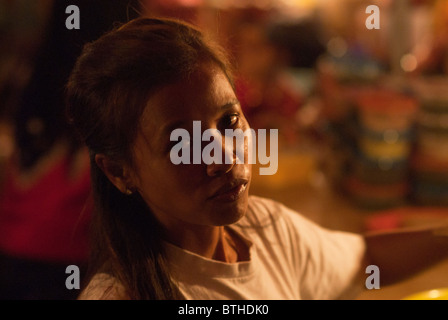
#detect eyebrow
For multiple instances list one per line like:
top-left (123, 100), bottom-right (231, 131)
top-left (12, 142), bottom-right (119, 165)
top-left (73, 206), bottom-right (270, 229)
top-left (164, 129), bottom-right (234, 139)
top-left (221, 99), bottom-right (241, 111)
top-left (160, 99), bottom-right (241, 137)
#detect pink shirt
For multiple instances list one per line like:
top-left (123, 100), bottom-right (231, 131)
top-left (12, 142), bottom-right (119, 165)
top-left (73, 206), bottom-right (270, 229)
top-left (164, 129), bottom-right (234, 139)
top-left (0, 151), bottom-right (92, 263)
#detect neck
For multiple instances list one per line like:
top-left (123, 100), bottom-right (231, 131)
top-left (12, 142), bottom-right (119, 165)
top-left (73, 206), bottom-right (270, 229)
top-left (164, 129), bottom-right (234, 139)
top-left (164, 224), bottom-right (240, 263)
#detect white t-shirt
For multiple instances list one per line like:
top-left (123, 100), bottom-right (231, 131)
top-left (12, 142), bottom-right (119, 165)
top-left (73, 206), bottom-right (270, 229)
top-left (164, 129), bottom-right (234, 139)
top-left (165, 196), bottom-right (366, 300)
top-left (79, 196), bottom-right (366, 300)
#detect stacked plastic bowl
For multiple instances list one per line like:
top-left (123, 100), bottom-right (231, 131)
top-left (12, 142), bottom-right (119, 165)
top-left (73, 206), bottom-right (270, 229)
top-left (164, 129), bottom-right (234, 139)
top-left (346, 89), bottom-right (418, 209)
top-left (411, 79), bottom-right (448, 206)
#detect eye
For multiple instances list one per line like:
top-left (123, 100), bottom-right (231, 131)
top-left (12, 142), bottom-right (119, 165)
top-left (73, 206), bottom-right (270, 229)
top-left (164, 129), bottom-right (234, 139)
top-left (222, 113), bottom-right (240, 128)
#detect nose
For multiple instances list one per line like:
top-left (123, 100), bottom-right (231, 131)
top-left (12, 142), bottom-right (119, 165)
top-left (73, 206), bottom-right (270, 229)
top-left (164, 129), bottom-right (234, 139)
top-left (206, 135), bottom-right (235, 177)
top-left (206, 159), bottom-right (235, 177)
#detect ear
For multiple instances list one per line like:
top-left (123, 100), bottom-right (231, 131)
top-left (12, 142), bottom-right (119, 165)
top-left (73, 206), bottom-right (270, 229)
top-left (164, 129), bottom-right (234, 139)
top-left (95, 154), bottom-right (134, 194)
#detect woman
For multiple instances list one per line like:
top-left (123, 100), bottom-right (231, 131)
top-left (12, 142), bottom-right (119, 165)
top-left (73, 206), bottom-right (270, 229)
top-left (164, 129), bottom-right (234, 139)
top-left (66, 17), bottom-right (448, 300)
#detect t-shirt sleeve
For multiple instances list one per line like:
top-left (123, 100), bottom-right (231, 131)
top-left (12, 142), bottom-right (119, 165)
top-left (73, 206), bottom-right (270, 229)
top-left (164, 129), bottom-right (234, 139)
top-left (249, 196), bottom-right (367, 300)
top-left (281, 202), bottom-right (366, 299)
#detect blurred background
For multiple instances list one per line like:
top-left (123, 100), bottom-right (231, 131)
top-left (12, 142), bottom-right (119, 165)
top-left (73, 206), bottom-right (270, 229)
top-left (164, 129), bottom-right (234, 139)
top-left (0, 0), bottom-right (447, 299)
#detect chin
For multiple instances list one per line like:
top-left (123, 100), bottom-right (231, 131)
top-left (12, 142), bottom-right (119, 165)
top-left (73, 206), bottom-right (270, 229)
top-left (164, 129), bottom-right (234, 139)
top-left (208, 192), bottom-right (249, 226)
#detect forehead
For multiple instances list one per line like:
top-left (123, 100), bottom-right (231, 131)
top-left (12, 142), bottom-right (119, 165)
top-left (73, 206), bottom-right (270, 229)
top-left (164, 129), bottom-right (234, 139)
top-left (140, 63), bottom-right (236, 134)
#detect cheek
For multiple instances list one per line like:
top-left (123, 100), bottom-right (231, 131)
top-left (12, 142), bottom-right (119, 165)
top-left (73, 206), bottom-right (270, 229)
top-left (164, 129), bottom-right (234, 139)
top-left (137, 162), bottom-right (216, 225)
top-left (136, 160), bottom-right (205, 205)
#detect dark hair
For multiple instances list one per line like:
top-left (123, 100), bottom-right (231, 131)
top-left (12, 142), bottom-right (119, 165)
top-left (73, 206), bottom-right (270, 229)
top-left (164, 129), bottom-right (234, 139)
top-left (65, 17), bottom-right (233, 299)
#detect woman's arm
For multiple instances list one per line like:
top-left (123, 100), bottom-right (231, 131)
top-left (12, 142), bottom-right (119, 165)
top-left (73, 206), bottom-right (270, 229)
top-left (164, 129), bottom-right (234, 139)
top-left (364, 225), bottom-right (448, 286)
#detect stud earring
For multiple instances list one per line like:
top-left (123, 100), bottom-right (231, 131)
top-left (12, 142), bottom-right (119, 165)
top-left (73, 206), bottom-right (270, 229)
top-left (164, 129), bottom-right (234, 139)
top-left (125, 188), bottom-right (133, 195)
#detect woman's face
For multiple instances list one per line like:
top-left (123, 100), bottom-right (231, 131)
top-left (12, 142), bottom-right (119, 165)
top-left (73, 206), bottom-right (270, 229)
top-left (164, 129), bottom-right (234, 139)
top-left (129, 62), bottom-right (252, 232)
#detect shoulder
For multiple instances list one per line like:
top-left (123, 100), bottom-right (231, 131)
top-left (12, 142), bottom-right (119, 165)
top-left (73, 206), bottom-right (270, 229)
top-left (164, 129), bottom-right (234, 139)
top-left (241, 195), bottom-right (364, 250)
top-left (247, 195), bottom-right (283, 213)
top-left (239, 195), bottom-right (284, 227)
top-left (77, 273), bottom-right (130, 300)
top-left (241, 195), bottom-right (310, 230)
top-left (235, 195), bottom-right (304, 244)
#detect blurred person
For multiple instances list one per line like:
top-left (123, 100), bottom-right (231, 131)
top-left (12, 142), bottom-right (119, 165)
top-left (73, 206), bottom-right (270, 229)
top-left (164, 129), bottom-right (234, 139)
top-left (0, 0), bottom-right (51, 120)
top-left (0, 0), bottom-right (138, 299)
top-left (232, 21), bottom-right (304, 145)
top-left (65, 17), bottom-right (448, 300)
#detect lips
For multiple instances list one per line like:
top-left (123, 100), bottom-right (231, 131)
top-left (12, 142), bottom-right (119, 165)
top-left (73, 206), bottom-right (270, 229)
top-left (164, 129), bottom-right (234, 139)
top-left (209, 179), bottom-right (249, 202)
